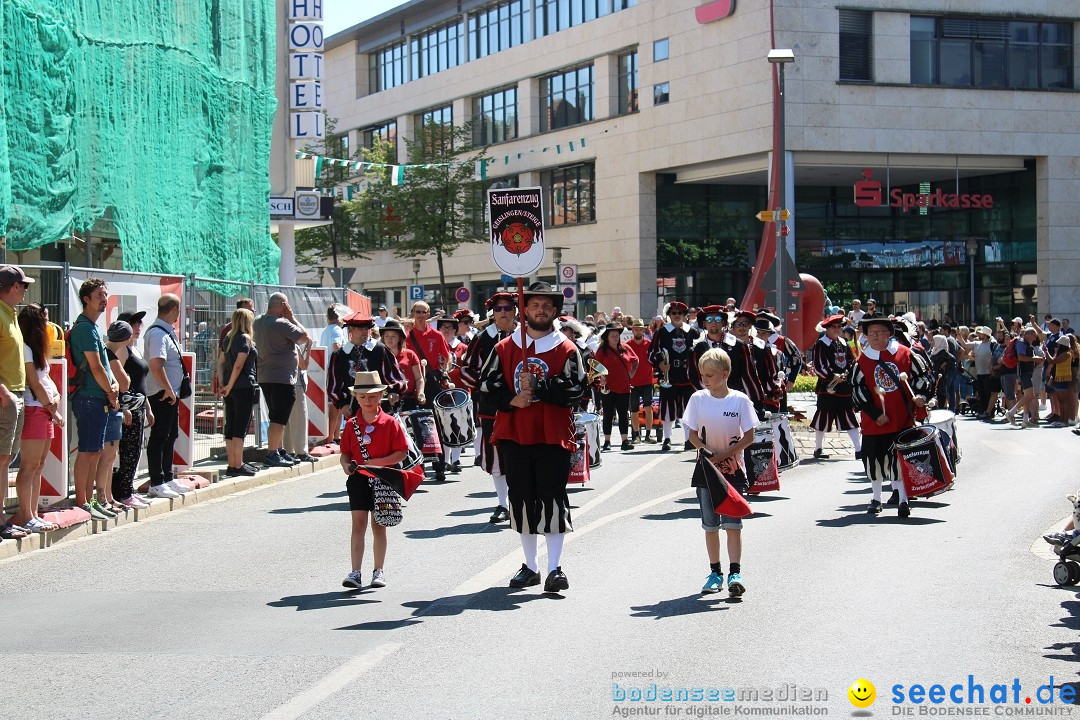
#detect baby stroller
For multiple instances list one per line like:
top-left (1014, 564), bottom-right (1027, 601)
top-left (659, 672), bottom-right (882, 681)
top-left (1052, 533), bottom-right (1080, 585)
top-left (956, 362), bottom-right (979, 415)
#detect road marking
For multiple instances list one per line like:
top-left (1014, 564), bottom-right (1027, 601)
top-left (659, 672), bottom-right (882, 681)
top-left (259, 642), bottom-right (402, 720)
top-left (982, 439), bottom-right (1033, 455)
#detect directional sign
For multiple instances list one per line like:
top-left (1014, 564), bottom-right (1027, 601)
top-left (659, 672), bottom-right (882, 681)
top-left (559, 264), bottom-right (578, 285)
top-left (756, 209), bottom-right (791, 222)
top-left (408, 285), bottom-right (424, 301)
top-left (455, 286), bottom-right (471, 303)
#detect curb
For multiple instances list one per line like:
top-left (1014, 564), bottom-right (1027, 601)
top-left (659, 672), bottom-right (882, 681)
top-left (0, 454), bottom-right (343, 564)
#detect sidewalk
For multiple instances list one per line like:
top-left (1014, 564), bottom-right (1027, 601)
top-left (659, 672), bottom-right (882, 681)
top-left (787, 392), bottom-right (857, 459)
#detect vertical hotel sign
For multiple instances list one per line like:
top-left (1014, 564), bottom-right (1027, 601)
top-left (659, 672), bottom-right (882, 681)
top-left (289, 0), bottom-right (324, 139)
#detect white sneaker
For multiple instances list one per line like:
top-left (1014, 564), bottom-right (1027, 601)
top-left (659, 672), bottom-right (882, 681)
top-left (147, 484), bottom-right (180, 499)
top-left (370, 568), bottom-right (386, 588)
top-left (341, 570), bottom-right (364, 589)
top-left (166, 480), bottom-right (192, 495)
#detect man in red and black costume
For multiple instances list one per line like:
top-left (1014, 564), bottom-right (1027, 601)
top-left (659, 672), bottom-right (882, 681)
top-left (850, 315), bottom-right (934, 517)
top-left (326, 313), bottom-right (406, 419)
top-left (479, 282), bottom-right (587, 593)
top-left (722, 309), bottom-right (778, 417)
top-left (460, 291), bottom-right (518, 523)
top-left (454, 308), bottom-right (476, 342)
top-left (809, 314), bottom-right (860, 460)
top-left (756, 311), bottom-right (803, 412)
top-left (649, 301), bottom-right (700, 451)
top-left (691, 304), bottom-right (730, 382)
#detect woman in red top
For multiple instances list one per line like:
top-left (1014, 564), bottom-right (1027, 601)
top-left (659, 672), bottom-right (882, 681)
top-left (339, 371), bottom-right (410, 590)
top-left (594, 323), bottom-right (640, 451)
top-left (380, 319), bottom-right (424, 409)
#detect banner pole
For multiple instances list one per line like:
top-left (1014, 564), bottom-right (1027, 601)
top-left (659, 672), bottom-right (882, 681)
top-left (517, 277), bottom-right (528, 372)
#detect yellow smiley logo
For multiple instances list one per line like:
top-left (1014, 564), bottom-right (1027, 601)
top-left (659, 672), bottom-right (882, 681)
top-left (848, 678), bottom-right (876, 708)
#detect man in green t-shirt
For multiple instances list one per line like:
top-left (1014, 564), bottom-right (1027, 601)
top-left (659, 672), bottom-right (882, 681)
top-left (0, 265), bottom-right (31, 539)
top-left (68, 278), bottom-right (122, 521)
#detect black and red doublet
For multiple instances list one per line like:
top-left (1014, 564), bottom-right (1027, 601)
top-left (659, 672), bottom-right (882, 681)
top-left (649, 322), bottom-right (699, 421)
top-left (769, 332), bottom-right (803, 412)
top-left (460, 323), bottom-right (513, 475)
top-left (327, 339), bottom-right (406, 413)
top-left (722, 334), bottom-right (777, 415)
top-left (479, 330), bottom-right (587, 534)
top-left (810, 335), bottom-right (858, 432)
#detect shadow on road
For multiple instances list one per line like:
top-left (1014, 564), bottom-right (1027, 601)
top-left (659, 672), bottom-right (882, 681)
top-left (402, 586), bottom-right (556, 616)
top-left (1046, 593), bottom-right (1080, 704)
top-left (318, 490), bottom-right (348, 499)
top-left (816, 511), bottom-right (945, 527)
top-left (335, 618), bottom-right (424, 631)
top-left (747, 495), bottom-right (790, 503)
top-left (268, 590), bottom-right (380, 612)
top-left (403, 521), bottom-right (503, 539)
top-left (467, 491), bottom-right (497, 499)
top-left (629, 593), bottom-right (734, 619)
top-left (641, 508), bottom-right (700, 521)
top-left (269, 502), bottom-right (350, 515)
top-left (445, 507), bottom-right (495, 517)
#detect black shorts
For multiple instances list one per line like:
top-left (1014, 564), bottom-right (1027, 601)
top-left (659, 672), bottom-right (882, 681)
top-left (631, 384), bottom-right (654, 410)
top-left (1019, 372), bottom-right (1034, 391)
top-left (262, 382), bottom-right (296, 425)
top-left (346, 474), bottom-right (374, 511)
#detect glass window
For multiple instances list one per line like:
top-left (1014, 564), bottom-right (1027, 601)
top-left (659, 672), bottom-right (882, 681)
top-left (535, 0), bottom-right (632, 38)
top-left (473, 86), bottom-right (518, 146)
top-left (411, 20), bottom-right (463, 80)
top-left (541, 163), bottom-right (595, 226)
top-left (653, 38), bottom-right (669, 62)
top-left (369, 42), bottom-right (407, 93)
top-left (653, 82), bottom-right (669, 105)
top-left (469, 1), bottom-right (530, 60)
top-left (910, 16), bottom-right (1073, 89)
top-left (617, 50), bottom-right (638, 114)
top-left (362, 120), bottom-right (398, 159)
top-left (416, 106), bottom-right (454, 155)
top-left (839, 9), bottom-right (873, 82)
top-left (541, 64), bottom-right (593, 131)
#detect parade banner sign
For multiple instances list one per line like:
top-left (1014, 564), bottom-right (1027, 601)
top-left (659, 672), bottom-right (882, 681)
top-left (488, 187), bottom-right (546, 278)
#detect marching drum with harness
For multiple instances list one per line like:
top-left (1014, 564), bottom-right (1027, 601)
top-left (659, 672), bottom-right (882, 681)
top-left (925, 408), bottom-right (960, 471)
top-left (894, 424), bottom-right (954, 498)
top-left (432, 388), bottom-right (475, 448)
top-left (399, 409), bottom-right (443, 458)
top-left (744, 420), bottom-right (780, 494)
top-left (568, 420), bottom-right (590, 484)
top-left (769, 413), bottom-right (799, 470)
top-left (576, 411), bottom-right (602, 469)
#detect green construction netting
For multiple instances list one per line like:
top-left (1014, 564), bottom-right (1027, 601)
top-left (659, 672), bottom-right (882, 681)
top-left (0, 0), bottom-right (280, 283)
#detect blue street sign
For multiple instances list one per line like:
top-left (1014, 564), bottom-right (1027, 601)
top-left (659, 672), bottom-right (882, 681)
top-left (409, 285), bottom-right (424, 301)
top-left (500, 274), bottom-right (514, 285)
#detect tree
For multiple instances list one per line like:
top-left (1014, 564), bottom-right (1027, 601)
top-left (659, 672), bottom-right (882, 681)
top-left (355, 119), bottom-right (490, 311)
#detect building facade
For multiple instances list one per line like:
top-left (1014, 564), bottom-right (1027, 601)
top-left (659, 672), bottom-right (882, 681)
top-left (323, 0), bottom-right (1080, 324)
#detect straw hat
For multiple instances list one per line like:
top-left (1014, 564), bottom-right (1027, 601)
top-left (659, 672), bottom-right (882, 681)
top-left (350, 371), bottom-right (387, 395)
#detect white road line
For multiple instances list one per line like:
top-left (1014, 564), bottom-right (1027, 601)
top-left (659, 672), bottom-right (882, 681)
top-left (259, 642), bottom-right (402, 720)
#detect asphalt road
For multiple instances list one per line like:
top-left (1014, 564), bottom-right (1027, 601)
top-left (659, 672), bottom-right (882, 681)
top-left (1, 415), bottom-right (1078, 719)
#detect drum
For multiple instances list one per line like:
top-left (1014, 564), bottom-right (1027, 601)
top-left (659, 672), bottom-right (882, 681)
top-left (770, 414), bottom-right (799, 470)
top-left (577, 412), bottom-right (602, 469)
top-left (926, 409), bottom-right (960, 470)
top-left (394, 415), bottom-right (425, 471)
top-left (400, 409), bottom-right (443, 457)
top-left (568, 422), bottom-right (590, 484)
top-left (894, 425), bottom-right (954, 499)
top-left (432, 388), bottom-right (475, 448)
top-left (745, 422), bottom-right (780, 494)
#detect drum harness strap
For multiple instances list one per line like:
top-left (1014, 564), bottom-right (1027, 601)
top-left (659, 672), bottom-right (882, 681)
top-left (408, 332), bottom-right (448, 396)
top-left (875, 357), bottom-right (914, 424)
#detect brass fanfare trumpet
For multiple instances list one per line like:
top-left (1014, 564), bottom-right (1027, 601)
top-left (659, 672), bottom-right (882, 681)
top-left (587, 358), bottom-right (610, 394)
top-left (659, 349), bottom-right (672, 389)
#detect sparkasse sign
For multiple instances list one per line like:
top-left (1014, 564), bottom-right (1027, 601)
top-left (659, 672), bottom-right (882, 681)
top-left (853, 169), bottom-right (993, 214)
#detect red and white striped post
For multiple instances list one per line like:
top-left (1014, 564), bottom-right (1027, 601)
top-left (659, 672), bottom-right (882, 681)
top-left (305, 346), bottom-right (328, 442)
top-left (172, 353), bottom-right (195, 471)
top-left (39, 359), bottom-right (69, 507)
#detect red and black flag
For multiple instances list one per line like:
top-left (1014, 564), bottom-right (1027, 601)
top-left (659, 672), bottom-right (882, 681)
top-left (354, 465), bottom-right (425, 501)
top-left (692, 449), bottom-right (753, 519)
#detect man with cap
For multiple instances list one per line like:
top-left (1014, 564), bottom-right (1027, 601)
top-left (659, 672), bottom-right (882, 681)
top-left (721, 309), bottom-right (777, 417)
top-left (757, 311), bottom-right (803, 412)
top-left (479, 282), bottom-right (587, 592)
top-left (453, 308), bottom-right (476, 342)
top-left (648, 301), bottom-right (700, 451)
top-left (971, 325), bottom-right (997, 419)
top-left (461, 291), bottom-right (518, 523)
top-left (850, 315), bottom-right (934, 517)
top-left (626, 317), bottom-right (655, 443)
top-left (374, 305), bottom-right (391, 328)
top-left (809, 314), bottom-right (860, 459)
top-left (327, 313), bottom-right (406, 423)
top-left (0, 266), bottom-right (32, 538)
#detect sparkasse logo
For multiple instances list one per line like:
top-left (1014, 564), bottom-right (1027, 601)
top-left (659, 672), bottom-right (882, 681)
top-left (696, 0), bottom-right (736, 24)
top-left (853, 168), bottom-right (994, 213)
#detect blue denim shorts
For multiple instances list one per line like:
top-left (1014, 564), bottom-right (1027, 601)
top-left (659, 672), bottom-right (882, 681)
top-left (73, 393), bottom-right (124, 453)
top-left (696, 486), bottom-right (743, 532)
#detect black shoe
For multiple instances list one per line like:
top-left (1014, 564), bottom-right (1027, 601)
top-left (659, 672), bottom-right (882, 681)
top-left (630, 431), bottom-right (639, 443)
top-left (885, 490), bottom-right (900, 506)
top-left (601, 441), bottom-right (611, 452)
top-left (278, 450), bottom-right (302, 466)
top-left (474, 455), bottom-right (482, 466)
top-left (867, 500), bottom-right (883, 515)
top-left (544, 567), bottom-right (569, 593)
top-left (813, 448), bottom-right (829, 459)
top-left (898, 502), bottom-right (911, 518)
top-left (621, 440), bottom-right (634, 451)
top-left (854, 450), bottom-right (863, 461)
top-left (225, 465), bottom-right (256, 477)
top-left (451, 461), bottom-right (462, 474)
top-left (295, 453), bottom-right (316, 463)
top-left (489, 506), bottom-right (510, 524)
top-left (661, 439), bottom-right (671, 452)
top-left (509, 564), bottom-right (541, 588)
top-left (683, 440), bottom-right (694, 452)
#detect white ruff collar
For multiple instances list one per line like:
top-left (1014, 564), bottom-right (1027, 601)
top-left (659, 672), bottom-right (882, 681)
top-left (862, 339), bottom-right (899, 360)
top-left (511, 329), bottom-right (565, 354)
top-left (664, 322), bottom-right (686, 333)
top-left (820, 335), bottom-right (833, 346)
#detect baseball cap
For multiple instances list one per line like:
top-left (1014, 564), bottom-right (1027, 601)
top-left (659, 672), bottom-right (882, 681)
top-left (0, 265), bottom-right (35, 286)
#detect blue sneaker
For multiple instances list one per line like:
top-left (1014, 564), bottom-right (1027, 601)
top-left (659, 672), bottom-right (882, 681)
top-left (727, 572), bottom-right (745, 597)
top-left (701, 572), bottom-right (723, 594)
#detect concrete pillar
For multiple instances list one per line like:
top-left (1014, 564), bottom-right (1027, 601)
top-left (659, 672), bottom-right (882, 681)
top-left (637, 172), bottom-right (658, 320)
top-left (595, 54), bottom-right (617, 120)
top-left (1036, 155), bottom-right (1080, 319)
top-left (278, 224), bottom-right (296, 285)
top-left (518, 77), bottom-right (540, 138)
top-left (396, 113), bottom-right (413, 164)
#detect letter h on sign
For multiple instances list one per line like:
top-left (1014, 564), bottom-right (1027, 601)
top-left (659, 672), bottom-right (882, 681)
top-left (290, 0), bottom-right (323, 21)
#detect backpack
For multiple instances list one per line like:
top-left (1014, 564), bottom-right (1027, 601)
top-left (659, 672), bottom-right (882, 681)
top-left (64, 327), bottom-right (85, 394)
top-left (1001, 338), bottom-right (1018, 370)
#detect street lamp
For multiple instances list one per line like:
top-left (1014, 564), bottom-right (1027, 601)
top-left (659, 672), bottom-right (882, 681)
top-left (768, 48), bottom-right (794, 318)
top-left (549, 245), bottom-right (569, 313)
top-left (966, 238), bottom-right (978, 323)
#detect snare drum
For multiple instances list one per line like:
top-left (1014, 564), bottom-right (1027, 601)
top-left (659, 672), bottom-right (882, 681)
top-left (568, 422), bottom-right (590, 484)
top-left (745, 422), bottom-right (780, 494)
top-left (926, 409), bottom-right (960, 470)
top-left (894, 425), bottom-right (954, 499)
top-left (577, 412), bottom-right (602, 469)
top-left (432, 388), bottom-right (475, 448)
top-left (400, 409), bottom-right (443, 457)
top-left (770, 414), bottom-right (799, 470)
top-left (394, 415), bottom-right (425, 471)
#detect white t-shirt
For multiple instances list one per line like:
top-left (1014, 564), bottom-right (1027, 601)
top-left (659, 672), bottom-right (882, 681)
top-left (23, 345), bottom-right (58, 408)
top-left (848, 309), bottom-right (865, 326)
top-left (319, 323), bottom-right (345, 351)
top-left (681, 388), bottom-right (758, 470)
top-left (374, 315), bottom-right (389, 328)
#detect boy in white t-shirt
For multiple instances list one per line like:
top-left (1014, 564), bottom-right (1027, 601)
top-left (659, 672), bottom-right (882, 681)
top-left (683, 348), bottom-right (758, 596)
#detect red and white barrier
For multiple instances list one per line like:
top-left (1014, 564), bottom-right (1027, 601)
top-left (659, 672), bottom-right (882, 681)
top-left (172, 353), bottom-right (195, 470)
top-left (306, 346), bottom-right (328, 441)
top-left (39, 359), bottom-right (69, 507)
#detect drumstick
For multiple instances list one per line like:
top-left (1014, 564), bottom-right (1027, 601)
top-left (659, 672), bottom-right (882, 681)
top-left (898, 371), bottom-right (915, 398)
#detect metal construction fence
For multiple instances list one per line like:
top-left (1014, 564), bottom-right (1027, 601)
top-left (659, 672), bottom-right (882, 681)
top-left (3, 264), bottom-right (362, 508)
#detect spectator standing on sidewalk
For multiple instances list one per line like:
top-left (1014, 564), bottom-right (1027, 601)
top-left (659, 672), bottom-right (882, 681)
top-left (0, 266), bottom-right (32, 538)
top-left (220, 308), bottom-right (259, 476)
top-left (318, 305), bottom-right (348, 444)
top-left (111, 311), bottom-right (154, 507)
top-left (253, 292), bottom-right (310, 467)
top-left (284, 339), bottom-right (316, 463)
top-left (144, 294), bottom-right (191, 499)
top-left (69, 278), bottom-right (124, 521)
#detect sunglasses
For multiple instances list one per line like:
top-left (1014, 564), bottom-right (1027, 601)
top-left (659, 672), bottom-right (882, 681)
top-left (669, 311), bottom-right (685, 316)
top-left (492, 304), bottom-right (515, 312)
top-left (704, 315), bottom-right (725, 324)
top-left (732, 321), bottom-right (751, 328)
